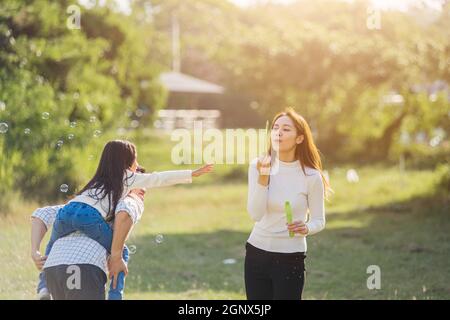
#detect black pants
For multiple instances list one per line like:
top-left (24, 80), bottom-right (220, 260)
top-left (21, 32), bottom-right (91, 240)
top-left (44, 264), bottom-right (107, 300)
top-left (245, 242), bottom-right (306, 300)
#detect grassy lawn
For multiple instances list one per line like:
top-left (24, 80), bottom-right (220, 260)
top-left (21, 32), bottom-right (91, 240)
top-left (0, 163), bottom-right (448, 300)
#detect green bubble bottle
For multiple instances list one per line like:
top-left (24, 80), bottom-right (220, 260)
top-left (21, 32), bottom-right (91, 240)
top-left (285, 201), bottom-right (295, 238)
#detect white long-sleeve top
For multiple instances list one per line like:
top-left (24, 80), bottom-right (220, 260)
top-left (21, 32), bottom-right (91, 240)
top-left (247, 158), bottom-right (326, 253)
top-left (70, 169), bottom-right (192, 218)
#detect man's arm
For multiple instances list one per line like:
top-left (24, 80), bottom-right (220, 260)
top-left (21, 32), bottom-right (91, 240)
top-left (30, 217), bottom-right (47, 270)
top-left (108, 191), bottom-right (146, 289)
top-left (30, 205), bottom-right (64, 270)
top-left (108, 211), bottom-right (133, 289)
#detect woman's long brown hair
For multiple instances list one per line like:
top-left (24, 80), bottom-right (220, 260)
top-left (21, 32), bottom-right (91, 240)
top-left (268, 107), bottom-right (333, 199)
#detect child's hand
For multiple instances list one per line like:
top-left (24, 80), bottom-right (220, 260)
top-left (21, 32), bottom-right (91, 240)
top-left (192, 164), bottom-right (214, 177)
top-left (129, 188), bottom-right (146, 201)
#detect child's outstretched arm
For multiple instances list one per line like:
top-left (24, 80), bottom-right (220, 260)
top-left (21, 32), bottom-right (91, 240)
top-left (125, 164), bottom-right (214, 190)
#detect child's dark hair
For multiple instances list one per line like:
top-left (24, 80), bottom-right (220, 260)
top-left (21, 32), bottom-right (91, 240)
top-left (136, 166), bottom-right (146, 173)
top-left (78, 140), bottom-right (137, 222)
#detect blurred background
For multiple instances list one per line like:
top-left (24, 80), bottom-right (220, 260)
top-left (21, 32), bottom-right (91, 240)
top-left (0, 0), bottom-right (449, 299)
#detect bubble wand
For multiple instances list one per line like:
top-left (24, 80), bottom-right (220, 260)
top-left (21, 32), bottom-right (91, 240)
top-left (266, 119), bottom-right (279, 175)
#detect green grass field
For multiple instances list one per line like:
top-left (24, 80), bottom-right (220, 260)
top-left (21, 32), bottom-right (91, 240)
top-left (0, 162), bottom-right (448, 300)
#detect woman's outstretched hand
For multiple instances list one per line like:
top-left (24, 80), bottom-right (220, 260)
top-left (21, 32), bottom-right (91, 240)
top-left (192, 164), bottom-right (214, 177)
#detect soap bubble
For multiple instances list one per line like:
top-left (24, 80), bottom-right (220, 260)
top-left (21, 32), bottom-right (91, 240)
top-left (88, 154), bottom-right (94, 161)
top-left (56, 140), bottom-right (64, 148)
top-left (90, 116), bottom-right (96, 123)
top-left (93, 130), bottom-right (102, 138)
top-left (129, 245), bottom-right (137, 254)
top-left (154, 120), bottom-right (162, 129)
top-left (24, 128), bottom-right (31, 135)
top-left (73, 92), bottom-right (80, 100)
top-left (60, 184), bottom-right (69, 193)
top-left (429, 136), bottom-right (441, 147)
top-left (130, 120), bottom-right (139, 128)
top-left (0, 122), bottom-right (8, 134)
top-left (86, 103), bottom-right (94, 112)
top-left (346, 169), bottom-right (359, 183)
top-left (135, 109), bottom-right (144, 117)
top-left (67, 134), bottom-right (75, 140)
top-left (69, 121), bottom-right (77, 128)
top-left (42, 112), bottom-right (50, 120)
top-left (117, 127), bottom-right (126, 136)
top-left (0, 101), bottom-right (5, 111)
top-left (155, 234), bottom-right (164, 244)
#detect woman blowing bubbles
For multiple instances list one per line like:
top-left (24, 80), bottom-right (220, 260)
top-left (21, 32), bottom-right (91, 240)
top-left (245, 107), bottom-right (332, 300)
